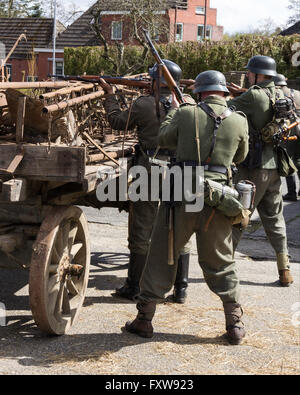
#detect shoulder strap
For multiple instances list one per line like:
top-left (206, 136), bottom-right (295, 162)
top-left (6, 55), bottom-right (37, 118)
top-left (198, 102), bottom-right (234, 164)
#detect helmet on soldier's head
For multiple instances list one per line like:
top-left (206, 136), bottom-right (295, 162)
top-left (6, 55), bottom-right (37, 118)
top-left (273, 73), bottom-right (287, 86)
top-left (149, 59), bottom-right (182, 85)
top-left (192, 70), bottom-right (229, 94)
top-left (245, 55), bottom-right (277, 77)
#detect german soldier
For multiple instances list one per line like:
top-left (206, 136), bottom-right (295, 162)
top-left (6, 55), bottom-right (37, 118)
top-left (228, 56), bottom-right (294, 286)
top-left (99, 60), bottom-right (194, 302)
top-left (273, 73), bottom-right (300, 201)
top-left (124, 70), bottom-right (249, 345)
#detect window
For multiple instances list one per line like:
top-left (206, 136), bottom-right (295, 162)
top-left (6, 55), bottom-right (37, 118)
top-left (196, 6), bottom-right (205, 15)
top-left (55, 61), bottom-right (64, 76)
top-left (197, 24), bottom-right (212, 41)
top-left (176, 23), bottom-right (183, 41)
top-left (111, 21), bottom-right (122, 40)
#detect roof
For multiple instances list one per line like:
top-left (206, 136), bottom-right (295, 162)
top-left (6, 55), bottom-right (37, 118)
top-left (55, 1), bottom-right (188, 48)
top-left (0, 18), bottom-right (65, 59)
top-left (279, 21), bottom-right (300, 36)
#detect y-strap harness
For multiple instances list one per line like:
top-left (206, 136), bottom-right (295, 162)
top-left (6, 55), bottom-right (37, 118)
top-left (181, 102), bottom-right (235, 176)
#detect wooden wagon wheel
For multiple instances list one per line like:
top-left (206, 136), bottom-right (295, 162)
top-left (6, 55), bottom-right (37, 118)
top-left (29, 206), bottom-right (90, 335)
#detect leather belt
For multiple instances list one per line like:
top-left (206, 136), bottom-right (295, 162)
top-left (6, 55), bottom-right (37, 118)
top-left (146, 149), bottom-right (174, 157)
top-left (180, 161), bottom-right (228, 175)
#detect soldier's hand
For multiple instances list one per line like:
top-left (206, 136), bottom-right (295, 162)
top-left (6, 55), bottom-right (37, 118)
top-left (171, 92), bottom-right (180, 109)
top-left (99, 78), bottom-right (114, 94)
top-left (227, 82), bottom-right (247, 97)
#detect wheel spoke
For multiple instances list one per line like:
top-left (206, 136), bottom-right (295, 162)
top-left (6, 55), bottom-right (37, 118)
top-left (62, 286), bottom-right (71, 315)
top-left (68, 223), bottom-right (79, 252)
top-left (67, 279), bottom-right (80, 296)
top-left (70, 242), bottom-right (83, 260)
top-left (61, 221), bottom-right (71, 254)
top-left (51, 246), bottom-right (61, 265)
top-left (49, 264), bottom-right (59, 274)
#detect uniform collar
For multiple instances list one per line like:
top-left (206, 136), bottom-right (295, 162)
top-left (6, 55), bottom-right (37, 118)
top-left (202, 95), bottom-right (228, 106)
top-left (256, 80), bottom-right (275, 89)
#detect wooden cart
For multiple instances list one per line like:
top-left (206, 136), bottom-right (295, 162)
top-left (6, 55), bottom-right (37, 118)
top-left (0, 140), bottom-right (136, 335)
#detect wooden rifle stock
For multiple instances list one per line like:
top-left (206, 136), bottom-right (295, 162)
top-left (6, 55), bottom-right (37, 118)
top-left (142, 29), bottom-right (185, 104)
top-left (49, 75), bottom-right (151, 89)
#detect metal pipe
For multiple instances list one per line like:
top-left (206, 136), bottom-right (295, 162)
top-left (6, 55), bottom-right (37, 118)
top-left (0, 81), bottom-right (74, 89)
top-left (42, 88), bottom-right (105, 113)
top-left (39, 83), bottom-right (95, 100)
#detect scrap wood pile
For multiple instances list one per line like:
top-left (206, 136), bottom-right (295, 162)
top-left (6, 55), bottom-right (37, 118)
top-left (0, 77), bottom-right (149, 166)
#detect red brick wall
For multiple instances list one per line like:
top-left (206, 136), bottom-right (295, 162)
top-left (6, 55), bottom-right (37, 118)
top-left (100, 0), bottom-right (222, 45)
top-left (9, 52), bottom-right (64, 82)
top-left (168, 0), bottom-right (218, 42)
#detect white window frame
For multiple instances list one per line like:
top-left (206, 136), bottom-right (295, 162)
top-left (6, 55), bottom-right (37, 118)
top-left (111, 21), bottom-right (123, 40)
top-left (196, 6), bottom-right (205, 15)
top-left (176, 23), bottom-right (183, 42)
top-left (197, 24), bottom-right (212, 41)
top-left (55, 60), bottom-right (64, 76)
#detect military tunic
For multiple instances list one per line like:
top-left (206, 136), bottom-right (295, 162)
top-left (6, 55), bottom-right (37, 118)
top-left (104, 90), bottom-right (194, 255)
top-left (138, 95), bottom-right (249, 304)
top-left (228, 81), bottom-right (290, 260)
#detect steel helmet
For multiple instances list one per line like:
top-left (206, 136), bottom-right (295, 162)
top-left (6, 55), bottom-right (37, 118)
top-left (193, 70), bottom-right (229, 94)
top-left (273, 73), bottom-right (287, 86)
top-left (149, 59), bottom-right (182, 85)
top-left (245, 55), bottom-right (277, 77)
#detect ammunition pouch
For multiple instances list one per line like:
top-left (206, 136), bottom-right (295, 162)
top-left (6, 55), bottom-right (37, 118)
top-left (274, 145), bottom-right (298, 177)
top-left (242, 129), bottom-right (263, 169)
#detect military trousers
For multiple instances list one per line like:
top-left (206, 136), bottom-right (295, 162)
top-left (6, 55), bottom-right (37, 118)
top-left (128, 200), bottom-right (191, 256)
top-left (232, 167), bottom-right (288, 255)
top-left (139, 202), bottom-right (240, 304)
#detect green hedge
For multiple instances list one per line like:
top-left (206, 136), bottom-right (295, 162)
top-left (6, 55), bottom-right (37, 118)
top-left (64, 34), bottom-right (300, 79)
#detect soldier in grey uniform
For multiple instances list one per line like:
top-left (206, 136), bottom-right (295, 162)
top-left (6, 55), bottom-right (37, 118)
top-left (273, 73), bottom-right (300, 201)
top-left (228, 56), bottom-right (293, 286)
top-left (124, 71), bottom-right (249, 345)
top-left (99, 60), bottom-right (193, 302)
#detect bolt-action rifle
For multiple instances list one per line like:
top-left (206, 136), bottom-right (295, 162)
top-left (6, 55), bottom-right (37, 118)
top-left (49, 74), bottom-right (151, 89)
top-left (142, 29), bottom-right (186, 105)
top-left (142, 29), bottom-right (187, 265)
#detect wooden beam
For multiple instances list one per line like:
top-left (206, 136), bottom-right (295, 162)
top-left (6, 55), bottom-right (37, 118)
top-left (16, 96), bottom-right (26, 143)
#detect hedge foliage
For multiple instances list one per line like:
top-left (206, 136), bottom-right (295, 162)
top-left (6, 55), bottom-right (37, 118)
top-left (65, 34), bottom-right (300, 79)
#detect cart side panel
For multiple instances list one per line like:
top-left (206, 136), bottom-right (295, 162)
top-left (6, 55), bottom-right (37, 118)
top-left (0, 144), bottom-right (86, 183)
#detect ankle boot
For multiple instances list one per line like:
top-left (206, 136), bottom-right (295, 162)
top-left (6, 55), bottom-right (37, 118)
top-left (223, 302), bottom-right (245, 345)
top-left (277, 253), bottom-right (293, 286)
top-left (125, 301), bottom-right (156, 338)
top-left (173, 253), bottom-right (190, 304)
top-left (116, 253), bottom-right (147, 300)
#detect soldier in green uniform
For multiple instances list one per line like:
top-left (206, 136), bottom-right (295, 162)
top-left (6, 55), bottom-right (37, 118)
top-left (273, 73), bottom-right (300, 201)
top-left (228, 56), bottom-right (294, 286)
top-left (124, 70), bottom-right (249, 345)
top-left (99, 60), bottom-right (194, 302)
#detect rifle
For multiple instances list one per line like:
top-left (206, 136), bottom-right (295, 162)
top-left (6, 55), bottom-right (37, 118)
top-left (142, 29), bottom-right (185, 104)
top-left (49, 75), bottom-right (151, 89)
top-left (272, 120), bottom-right (299, 146)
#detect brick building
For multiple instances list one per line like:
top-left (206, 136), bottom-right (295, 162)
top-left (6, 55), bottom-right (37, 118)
top-left (0, 18), bottom-right (65, 82)
top-left (0, 1), bottom-right (223, 81)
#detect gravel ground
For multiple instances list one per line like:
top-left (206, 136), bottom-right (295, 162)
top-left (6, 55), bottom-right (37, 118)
top-left (0, 182), bottom-right (299, 376)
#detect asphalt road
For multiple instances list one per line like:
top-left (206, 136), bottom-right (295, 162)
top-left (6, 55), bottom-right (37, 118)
top-left (0, 179), bottom-right (299, 375)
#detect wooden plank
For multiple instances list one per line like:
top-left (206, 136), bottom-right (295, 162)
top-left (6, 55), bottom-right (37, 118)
top-left (0, 144), bottom-right (86, 183)
top-left (16, 96), bottom-right (26, 143)
top-left (0, 178), bottom-right (28, 202)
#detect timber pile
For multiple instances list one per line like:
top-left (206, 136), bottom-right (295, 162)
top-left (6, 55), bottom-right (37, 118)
top-left (0, 80), bottom-right (141, 166)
